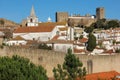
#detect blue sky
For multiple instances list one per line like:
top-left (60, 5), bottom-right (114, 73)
top-left (0, 0), bottom-right (120, 23)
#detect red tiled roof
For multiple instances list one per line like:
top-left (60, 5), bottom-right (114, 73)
top-left (12, 36), bottom-right (25, 40)
top-left (85, 71), bottom-right (120, 80)
top-left (74, 48), bottom-right (86, 53)
top-left (26, 40), bottom-right (38, 45)
top-left (51, 35), bottom-right (59, 40)
top-left (46, 40), bottom-right (74, 44)
top-left (79, 38), bottom-right (88, 43)
top-left (61, 33), bottom-right (67, 36)
top-left (14, 26), bottom-right (55, 33)
top-left (104, 49), bottom-right (114, 54)
top-left (76, 71), bottom-right (120, 80)
top-left (49, 71), bottom-right (120, 80)
top-left (59, 27), bottom-right (68, 31)
top-left (0, 29), bottom-right (4, 31)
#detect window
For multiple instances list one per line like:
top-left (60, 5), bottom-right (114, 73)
top-left (56, 31), bottom-right (59, 35)
top-left (30, 18), bottom-right (33, 22)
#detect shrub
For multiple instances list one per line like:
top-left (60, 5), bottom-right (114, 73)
top-left (38, 43), bottom-right (52, 50)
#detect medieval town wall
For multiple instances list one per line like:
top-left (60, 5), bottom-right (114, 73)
top-left (0, 47), bottom-right (120, 77)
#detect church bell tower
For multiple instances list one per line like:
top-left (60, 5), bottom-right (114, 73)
top-left (27, 6), bottom-right (39, 26)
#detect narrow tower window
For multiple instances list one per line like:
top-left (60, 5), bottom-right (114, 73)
top-left (30, 18), bottom-right (33, 22)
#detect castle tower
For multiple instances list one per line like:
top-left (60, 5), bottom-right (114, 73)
top-left (56, 12), bottom-right (69, 22)
top-left (96, 7), bottom-right (105, 20)
top-left (27, 6), bottom-right (38, 26)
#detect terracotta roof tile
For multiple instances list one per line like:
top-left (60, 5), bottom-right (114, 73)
top-left (79, 38), bottom-right (88, 43)
top-left (85, 71), bottom-right (120, 80)
top-left (49, 71), bottom-right (120, 80)
top-left (26, 40), bottom-right (38, 45)
top-left (12, 36), bottom-right (25, 40)
top-left (51, 35), bottom-right (59, 40)
top-left (0, 29), bottom-right (4, 31)
top-left (104, 49), bottom-right (114, 54)
top-left (74, 48), bottom-right (86, 53)
top-left (46, 40), bottom-right (74, 44)
top-left (14, 26), bottom-right (55, 33)
top-left (59, 27), bottom-right (68, 31)
top-left (61, 33), bottom-right (67, 36)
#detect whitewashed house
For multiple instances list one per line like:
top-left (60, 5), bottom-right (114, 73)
top-left (91, 48), bottom-right (104, 55)
top-left (45, 40), bottom-right (74, 53)
top-left (13, 25), bottom-right (59, 41)
top-left (53, 41), bottom-right (73, 53)
top-left (5, 36), bottom-right (27, 46)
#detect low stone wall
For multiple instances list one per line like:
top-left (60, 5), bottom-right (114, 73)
top-left (0, 47), bottom-right (120, 77)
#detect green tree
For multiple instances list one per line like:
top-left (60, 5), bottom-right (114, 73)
top-left (84, 27), bottom-right (94, 33)
top-left (91, 18), bottom-right (108, 29)
top-left (87, 33), bottom-right (96, 51)
top-left (53, 48), bottom-right (86, 80)
top-left (96, 18), bottom-right (106, 29)
top-left (107, 20), bottom-right (119, 29)
top-left (38, 43), bottom-right (52, 50)
top-left (0, 55), bottom-right (48, 80)
top-left (53, 64), bottom-right (67, 80)
top-left (79, 35), bottom-right (83, 39)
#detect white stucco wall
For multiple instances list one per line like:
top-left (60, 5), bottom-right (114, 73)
top-left (49, 26), bottom-right (59, 40)
top-left (13, 26), bottom-right (58, 41)
top-left (67, 27), bottom-right (74, 40)
top-left (6, 40), bottom-right (27, 46)
top-left (54, 43), bottom-right (73, 53)
top-left (56, 25), bottom-right (66, 28)
top-left (13, 32), bottom-right (50, 41)
top-left (92, 49), bottom-right (104, 54)
top-left (75, 45), bottom-right (85, 49)
top-left (58, 36), bottom-right (67, 40)
top-left (27, 16), bottom-right (38, 26)
top-left (27, 23), bottom-right (38, 26)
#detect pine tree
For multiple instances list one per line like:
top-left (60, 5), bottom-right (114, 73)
top-left (53, 48), bottom-right (86, 80)
top-left (0, 55), bottom-right (48, 80)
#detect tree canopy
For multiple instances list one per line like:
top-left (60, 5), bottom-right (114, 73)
top-left (84, 26), bottom-right (94, 33)
top-left (107, 20), bottom-right (119, 29)
top-left (0, 55), bottom-right (48, 80)
top-left (90, 19), bottom-right (120, 30)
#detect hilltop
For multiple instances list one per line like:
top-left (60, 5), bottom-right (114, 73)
top-left (0, 18), bottom-right (20, 28)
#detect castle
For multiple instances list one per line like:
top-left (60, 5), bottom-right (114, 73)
top-left (56, 7), bottom-right (105, 27)
top-left (21, 7), bottom-right (105, 27)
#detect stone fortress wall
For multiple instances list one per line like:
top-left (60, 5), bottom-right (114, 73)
top-left (56, 7), bottom-right (105, 27)
top-left (0, 47), bottom-right (119, 77)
